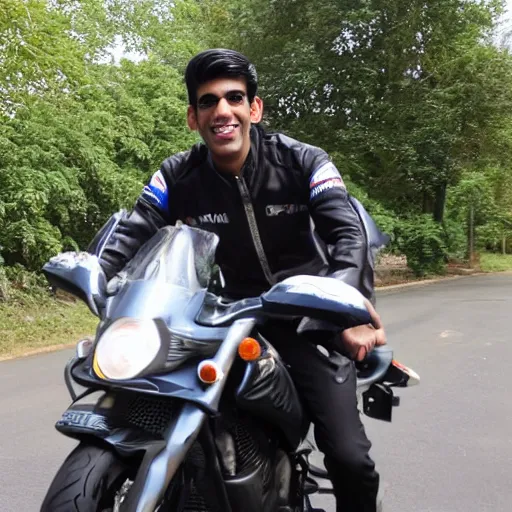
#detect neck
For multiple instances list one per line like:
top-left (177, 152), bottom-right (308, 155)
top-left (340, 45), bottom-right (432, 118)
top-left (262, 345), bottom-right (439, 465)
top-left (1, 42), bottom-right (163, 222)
top-left (211, 147), bottom-right (250, 176)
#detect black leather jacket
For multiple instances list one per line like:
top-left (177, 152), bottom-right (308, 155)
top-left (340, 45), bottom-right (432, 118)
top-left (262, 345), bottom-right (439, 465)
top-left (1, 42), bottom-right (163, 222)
top-left (99, 125), bottom-right (376, 300)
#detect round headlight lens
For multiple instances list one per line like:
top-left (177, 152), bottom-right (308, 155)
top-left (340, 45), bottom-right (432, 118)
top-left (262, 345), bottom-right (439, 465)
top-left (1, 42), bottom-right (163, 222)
top-left (94, 318), bottom-right (161, 380)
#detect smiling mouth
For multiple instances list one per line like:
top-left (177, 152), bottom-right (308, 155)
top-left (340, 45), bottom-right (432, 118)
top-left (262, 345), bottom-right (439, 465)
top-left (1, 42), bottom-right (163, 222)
top-left (212, 124), bottom-right (238, 134)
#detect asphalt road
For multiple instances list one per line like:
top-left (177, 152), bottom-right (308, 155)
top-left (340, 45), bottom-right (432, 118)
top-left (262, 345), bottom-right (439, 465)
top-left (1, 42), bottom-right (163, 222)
top-left (1, 274), bottom-right (511, 511)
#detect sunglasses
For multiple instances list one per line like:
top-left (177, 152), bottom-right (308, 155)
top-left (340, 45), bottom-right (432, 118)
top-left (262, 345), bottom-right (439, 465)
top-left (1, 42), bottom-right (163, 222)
top-left (197, 91), bottom-right (247, 110)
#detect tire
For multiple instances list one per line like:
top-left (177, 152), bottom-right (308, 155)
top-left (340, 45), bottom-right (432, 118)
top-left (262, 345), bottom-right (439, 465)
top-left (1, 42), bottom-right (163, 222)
top-left (40, 443), bottom-right (131, 512)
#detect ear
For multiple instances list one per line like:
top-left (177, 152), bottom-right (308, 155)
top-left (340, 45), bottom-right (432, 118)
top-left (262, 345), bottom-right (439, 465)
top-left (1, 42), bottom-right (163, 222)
top-left (187, 105), bottom-right (198, 130)
top-left (250, 96), bottom-right (263, 123)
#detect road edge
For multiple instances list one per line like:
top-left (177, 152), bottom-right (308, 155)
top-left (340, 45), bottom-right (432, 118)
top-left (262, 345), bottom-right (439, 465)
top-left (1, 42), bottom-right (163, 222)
top-left (0, 271), bottom-right (500, 362)
top-left (0, 343), bottom-right (77, 363)
top-left (376, 273), bottom-right (478, 292)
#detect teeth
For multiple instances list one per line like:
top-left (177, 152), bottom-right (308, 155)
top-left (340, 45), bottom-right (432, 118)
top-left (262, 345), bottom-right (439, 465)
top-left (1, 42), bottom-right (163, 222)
top-left (213, 125), bottom-right (236, 134)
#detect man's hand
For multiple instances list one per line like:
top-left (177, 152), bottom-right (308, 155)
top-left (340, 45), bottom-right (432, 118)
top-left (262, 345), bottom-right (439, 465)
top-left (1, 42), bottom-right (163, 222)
top-left (340, 300), bottom-right (387, 361)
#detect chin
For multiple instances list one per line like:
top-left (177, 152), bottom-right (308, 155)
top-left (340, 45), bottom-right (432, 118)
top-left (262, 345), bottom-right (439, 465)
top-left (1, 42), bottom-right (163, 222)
top-left (211, 142), bottom-right (242, 156)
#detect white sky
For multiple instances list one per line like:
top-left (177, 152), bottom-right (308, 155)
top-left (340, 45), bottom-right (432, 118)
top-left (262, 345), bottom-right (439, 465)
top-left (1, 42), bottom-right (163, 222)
top-left (497, 0), bottom-right (512, 41)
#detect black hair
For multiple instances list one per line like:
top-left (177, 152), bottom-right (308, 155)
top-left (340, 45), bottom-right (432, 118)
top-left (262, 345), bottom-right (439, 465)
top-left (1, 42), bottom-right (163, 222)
top-left (185, 49), bottom-right (258, 106)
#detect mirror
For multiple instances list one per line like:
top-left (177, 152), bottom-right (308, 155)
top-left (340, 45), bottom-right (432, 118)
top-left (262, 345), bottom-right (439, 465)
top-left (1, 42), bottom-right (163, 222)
top-left (42, 252), bottom-right (107, 316)
top-left (261, 275), bottom-right (371, 329)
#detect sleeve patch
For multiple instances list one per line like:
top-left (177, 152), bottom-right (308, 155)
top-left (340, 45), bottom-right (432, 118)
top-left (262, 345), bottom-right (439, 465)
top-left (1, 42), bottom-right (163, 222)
top-left (142, 170), bottom-right (169, 209)
top-left (310, 162), bottom-right (345, 199)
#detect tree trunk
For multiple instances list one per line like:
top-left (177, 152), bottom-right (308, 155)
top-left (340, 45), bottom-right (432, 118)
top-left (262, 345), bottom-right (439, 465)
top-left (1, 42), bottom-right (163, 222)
top-left (468, 204), bottom-right (475, 267)
top-left (433, 183), bottom-right (447, 223)
top-left (422, 192), bottom-right (434, 214)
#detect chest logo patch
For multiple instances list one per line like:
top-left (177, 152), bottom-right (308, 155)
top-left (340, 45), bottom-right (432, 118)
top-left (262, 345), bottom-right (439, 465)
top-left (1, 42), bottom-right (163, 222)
top-left (266, 204), bottom-right (308, 216)
top-left (185, 213), bottom-right (230, 225)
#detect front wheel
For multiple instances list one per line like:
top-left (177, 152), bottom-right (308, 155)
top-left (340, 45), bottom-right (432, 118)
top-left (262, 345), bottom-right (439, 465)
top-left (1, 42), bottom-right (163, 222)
top-left (40, 443), bottom-right (132, 512)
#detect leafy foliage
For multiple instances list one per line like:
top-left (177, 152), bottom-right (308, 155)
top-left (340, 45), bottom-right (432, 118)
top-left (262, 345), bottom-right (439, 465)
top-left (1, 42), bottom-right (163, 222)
top-left (396, 216), bottom-right (448, 276)
top-left (0, 5), bottom-right (196, 270)
top-left (1, 0), bottom-right (512, 282)
top-left (214, 0), bottom-right (512, 268)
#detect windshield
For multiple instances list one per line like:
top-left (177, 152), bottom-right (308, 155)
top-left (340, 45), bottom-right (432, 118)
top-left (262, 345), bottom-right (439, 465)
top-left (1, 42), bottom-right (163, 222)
top-left (122, 225), bottom-right (219, 292)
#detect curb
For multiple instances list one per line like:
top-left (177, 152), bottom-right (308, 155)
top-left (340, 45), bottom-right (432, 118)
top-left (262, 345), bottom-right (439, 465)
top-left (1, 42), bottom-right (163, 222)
top-left (0, 343), bottom-right (76, 363)
top-left (376, 273), bottom-right (481, 292)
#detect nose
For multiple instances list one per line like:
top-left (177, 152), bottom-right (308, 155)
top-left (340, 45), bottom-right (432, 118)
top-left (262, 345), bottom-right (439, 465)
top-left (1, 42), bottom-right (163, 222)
top-left (213, 97), bottom-right (231, 118)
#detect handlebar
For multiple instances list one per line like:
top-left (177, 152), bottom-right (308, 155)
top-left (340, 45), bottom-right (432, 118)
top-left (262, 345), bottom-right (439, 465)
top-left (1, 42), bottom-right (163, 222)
top-left (356, 345), bottom-right (393, 388)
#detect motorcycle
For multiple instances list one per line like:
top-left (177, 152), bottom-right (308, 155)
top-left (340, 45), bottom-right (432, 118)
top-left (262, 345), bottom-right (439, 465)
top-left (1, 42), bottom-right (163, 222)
top-left (40, 220), bottom-right (419, 512)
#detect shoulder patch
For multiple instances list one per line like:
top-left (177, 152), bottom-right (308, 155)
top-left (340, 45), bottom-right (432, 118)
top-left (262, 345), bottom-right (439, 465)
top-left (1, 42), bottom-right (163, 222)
top-left (142, 169), bottom-right (169, 209)
top-left (310, 162), bottom-right (345, 199)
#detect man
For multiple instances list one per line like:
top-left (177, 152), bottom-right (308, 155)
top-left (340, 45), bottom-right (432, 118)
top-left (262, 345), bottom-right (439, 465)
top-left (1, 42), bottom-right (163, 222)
top-left (99, 48), bottom-right (386, 512)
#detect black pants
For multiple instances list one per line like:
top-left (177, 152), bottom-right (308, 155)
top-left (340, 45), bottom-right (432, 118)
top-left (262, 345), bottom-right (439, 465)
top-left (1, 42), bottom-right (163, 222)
top-left (259, 321), bottom-right (380, 512)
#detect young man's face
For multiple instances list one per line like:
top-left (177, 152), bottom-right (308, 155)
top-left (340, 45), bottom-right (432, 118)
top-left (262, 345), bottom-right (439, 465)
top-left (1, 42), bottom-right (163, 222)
top-left (187, 77), bottom-right (263, 170)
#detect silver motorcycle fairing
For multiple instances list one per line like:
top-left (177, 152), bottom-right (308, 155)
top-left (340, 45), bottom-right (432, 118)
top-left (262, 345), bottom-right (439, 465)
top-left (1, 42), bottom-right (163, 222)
top-left (87, 210), bottom-right (129, 259)
top-left (53, 317), bottom-right (257, 511)
top-left (44, 224), bottom-right (413, 512)
top-left (119, 317), bottom-right (255, 512)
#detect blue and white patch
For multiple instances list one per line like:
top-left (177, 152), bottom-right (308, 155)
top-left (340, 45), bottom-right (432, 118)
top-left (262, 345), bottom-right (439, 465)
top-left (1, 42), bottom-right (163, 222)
top-left (142, 170), bottom-right (169, 209)
top-left (309, 162), bottom-right (345, 199)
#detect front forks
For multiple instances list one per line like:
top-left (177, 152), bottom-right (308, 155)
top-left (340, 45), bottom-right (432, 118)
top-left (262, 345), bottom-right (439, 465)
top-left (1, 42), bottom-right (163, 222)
top-left (120, 318), bottom-right (256, 511)
top-left (120, 403), bottom-right (207, 511)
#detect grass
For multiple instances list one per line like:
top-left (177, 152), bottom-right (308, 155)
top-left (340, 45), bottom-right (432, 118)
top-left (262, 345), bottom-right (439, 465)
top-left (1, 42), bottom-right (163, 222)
top-left (0, 291), bottom-right (97, 360)
top-left (479, 252), bottom-right (512, 273)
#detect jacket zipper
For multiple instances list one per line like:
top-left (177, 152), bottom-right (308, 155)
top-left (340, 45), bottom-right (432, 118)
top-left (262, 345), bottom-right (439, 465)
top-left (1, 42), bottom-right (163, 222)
top-left (235, 175), bottom-right (276, 285)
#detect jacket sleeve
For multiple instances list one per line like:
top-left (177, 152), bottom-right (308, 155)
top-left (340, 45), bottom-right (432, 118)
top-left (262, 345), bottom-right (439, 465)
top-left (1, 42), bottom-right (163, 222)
top-left (99, 166), bottom-right (176, 280)
top-left (306, 154), bottom-right (374, 300)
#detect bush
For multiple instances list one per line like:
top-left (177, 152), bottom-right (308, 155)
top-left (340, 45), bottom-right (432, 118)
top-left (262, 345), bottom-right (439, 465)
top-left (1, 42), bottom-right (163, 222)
top-left (0, 266), bottom-right (9, 301)
top-left (0, 264), bottom-right (49, 303)
top-left (443, 217), bottom-right (467, 262)
top-left (397, 216), bottom-right (448, 276)
top-left (343, 178), bottom-right (400, 248)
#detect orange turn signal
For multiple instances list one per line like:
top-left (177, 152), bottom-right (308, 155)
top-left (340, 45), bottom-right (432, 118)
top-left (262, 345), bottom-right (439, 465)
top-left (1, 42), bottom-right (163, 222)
top-left (198, 360), bottom-right (222, 384)
top-left (238, 337), bottom-right (262, 361)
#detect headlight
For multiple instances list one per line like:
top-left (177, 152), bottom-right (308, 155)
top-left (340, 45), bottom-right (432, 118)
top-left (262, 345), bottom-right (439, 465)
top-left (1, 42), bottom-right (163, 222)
top-left (93, 318), bottom-right (161, 380)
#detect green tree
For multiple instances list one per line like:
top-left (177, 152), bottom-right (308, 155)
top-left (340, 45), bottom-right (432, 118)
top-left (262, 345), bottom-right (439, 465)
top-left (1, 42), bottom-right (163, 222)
top-left (3, 0), bottom-right (512, 277)
top-left (0, 0), bottom-right (197, 269)
top-left (215, 0), bottom-right (511, 222)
